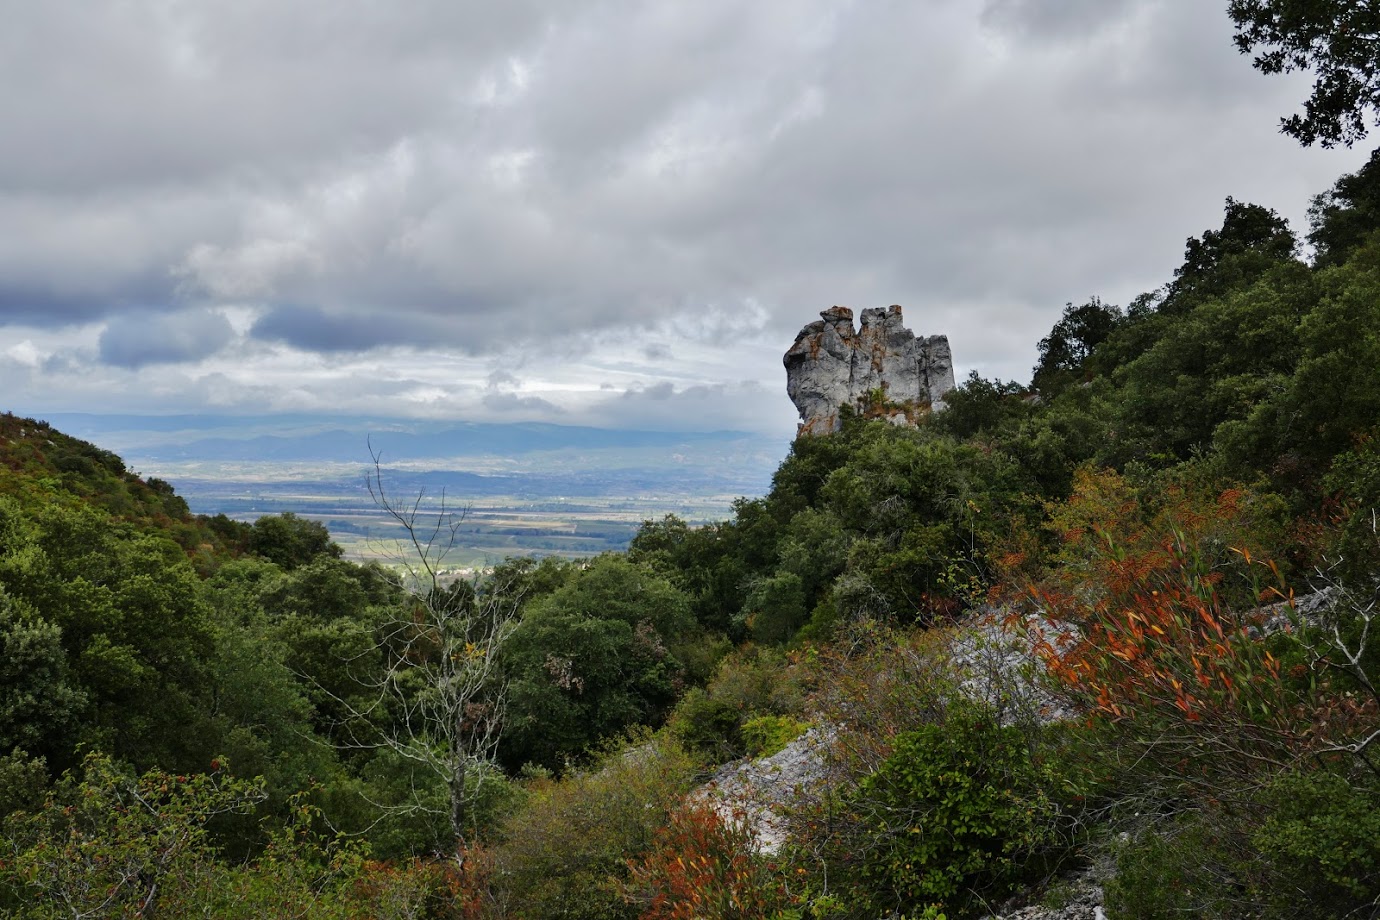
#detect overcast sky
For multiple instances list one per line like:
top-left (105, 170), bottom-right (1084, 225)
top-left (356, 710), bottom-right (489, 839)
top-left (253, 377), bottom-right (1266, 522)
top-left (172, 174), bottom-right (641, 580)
top-left (0, 0), bottom-right (1370, 440)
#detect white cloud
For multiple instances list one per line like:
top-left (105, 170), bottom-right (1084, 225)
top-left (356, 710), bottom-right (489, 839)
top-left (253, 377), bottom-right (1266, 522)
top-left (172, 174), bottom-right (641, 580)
top-left (5, 341), bottom-right (41, 368)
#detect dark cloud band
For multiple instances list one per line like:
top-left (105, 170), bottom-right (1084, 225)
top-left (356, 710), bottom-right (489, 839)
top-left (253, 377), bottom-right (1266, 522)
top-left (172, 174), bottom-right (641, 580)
top-left (99, 309), bottom-right (234, 368)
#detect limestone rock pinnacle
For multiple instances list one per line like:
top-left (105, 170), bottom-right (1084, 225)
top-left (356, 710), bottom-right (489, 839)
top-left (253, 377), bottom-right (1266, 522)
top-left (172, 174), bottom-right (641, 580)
top-left (783, 305), bottom-right (955, 436)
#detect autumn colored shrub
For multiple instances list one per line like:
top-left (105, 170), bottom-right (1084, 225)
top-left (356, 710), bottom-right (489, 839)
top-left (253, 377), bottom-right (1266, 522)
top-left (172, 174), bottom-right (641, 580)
top-left (1043, 467), bottom-right (1285, 599)
top-left (1029, 471), bottom-right (1305, 795)
top-left (1029, 468), bottom-right (1380, 916)
top-left (625, 799), bottom-right (784, 920)
top-left (347, 854), bottom-right (492, 920)
top-left (1032, 543), bottom-right (1296, 781)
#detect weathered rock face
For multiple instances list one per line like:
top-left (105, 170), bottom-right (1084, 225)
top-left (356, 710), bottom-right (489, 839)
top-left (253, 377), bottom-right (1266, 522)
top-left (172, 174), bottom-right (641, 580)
top-left (784, 305), bottom-right (955, 436)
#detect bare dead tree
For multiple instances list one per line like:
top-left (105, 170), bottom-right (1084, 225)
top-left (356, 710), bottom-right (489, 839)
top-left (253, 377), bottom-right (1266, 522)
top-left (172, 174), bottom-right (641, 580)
top-left (321, 443), bottom-right (523, 860)
top-left (1287, 513), bottom-right (1380, 778)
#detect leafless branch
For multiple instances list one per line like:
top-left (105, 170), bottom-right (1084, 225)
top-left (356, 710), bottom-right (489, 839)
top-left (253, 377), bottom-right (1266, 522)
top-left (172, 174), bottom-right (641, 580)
top-left (304, 444), bottom-right (529, 860)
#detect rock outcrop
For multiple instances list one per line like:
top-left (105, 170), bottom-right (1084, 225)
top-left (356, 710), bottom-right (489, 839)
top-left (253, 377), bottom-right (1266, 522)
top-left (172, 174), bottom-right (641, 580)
top-left (698, 726), bottom-right (834, 854)
top-left (783, 305), bottom-right (955, 436)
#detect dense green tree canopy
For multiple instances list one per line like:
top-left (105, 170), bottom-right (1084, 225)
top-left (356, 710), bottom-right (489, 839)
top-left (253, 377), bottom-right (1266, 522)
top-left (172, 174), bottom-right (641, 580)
top-left (1162, 198), bottom-right (1298, 315)
top-left (249, 512), bottom-right (342, 570)
top-left (1031, 298), bottom-right (1123, 397)
top-left (500, 555), bottom-right (695, 771)
top-left (1309, 146), bottom-right (1380, 265)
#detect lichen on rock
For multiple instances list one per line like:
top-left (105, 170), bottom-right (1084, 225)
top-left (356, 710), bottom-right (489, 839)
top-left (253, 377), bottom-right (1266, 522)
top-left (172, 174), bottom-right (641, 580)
top-left (783, 304), bottom-right (955, 436)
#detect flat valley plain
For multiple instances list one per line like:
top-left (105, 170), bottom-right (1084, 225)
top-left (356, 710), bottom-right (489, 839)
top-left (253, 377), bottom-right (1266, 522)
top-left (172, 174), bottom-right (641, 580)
top-left (43, 413), bottom-right (784, 570)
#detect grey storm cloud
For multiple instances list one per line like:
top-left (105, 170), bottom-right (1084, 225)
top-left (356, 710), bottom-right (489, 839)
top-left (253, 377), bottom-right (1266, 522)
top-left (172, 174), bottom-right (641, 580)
top-left (0, 285), bottom-right (149, 327)
top-left (487, 370), bottom-right (521, 390)
top-left (586, 379), bottom-right (776, 432)
top-left (623, 382), bottom-right (677, 401)
top-left (98, 308), bottom-right (234, 368)
top-left (482, 391), bottom-right (562, 414)
top-left (0, 1), bottom-right (552, 193)
top-left (251, 305), bottom-right (440, 352)
top-left (0, 0), bottom-right (1370, 432)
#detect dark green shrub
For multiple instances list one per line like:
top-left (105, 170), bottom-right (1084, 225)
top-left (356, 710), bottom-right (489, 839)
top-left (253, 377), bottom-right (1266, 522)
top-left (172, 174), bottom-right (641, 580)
top-left (1321, 433), bottom-right (1380, 586)
top-left (666, 647), bottom-right (807, 765)
top-left (500, 555), bottom-right (696, 771)
top-left (667, 687), bottom-right (743, 762)
top-left (249, 512), bottom-right (341, 569)
top-left (1105, 770), bottom-right (1380, 920)
top-left (843, 705), bottom-right (1057, 918)
top-left (742, 571), bottom-right (808, 644)
top-left (1254, 769), bottom-right (1380, 917)
top-left (1104, 820), bottom-right (1229, 920)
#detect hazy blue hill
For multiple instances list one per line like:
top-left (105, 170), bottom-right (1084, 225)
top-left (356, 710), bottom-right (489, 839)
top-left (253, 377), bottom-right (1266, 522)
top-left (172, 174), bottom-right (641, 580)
top-left (39, 413), bottom-right (764, 462)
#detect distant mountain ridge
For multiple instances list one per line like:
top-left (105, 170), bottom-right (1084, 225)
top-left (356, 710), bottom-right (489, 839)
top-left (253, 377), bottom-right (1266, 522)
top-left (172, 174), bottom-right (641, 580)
top-left (37, 413), bottom-right (767, 463)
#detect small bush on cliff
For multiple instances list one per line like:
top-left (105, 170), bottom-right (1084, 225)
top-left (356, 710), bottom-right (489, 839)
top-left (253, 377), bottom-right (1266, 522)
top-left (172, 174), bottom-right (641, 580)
top-left (834, 705), bottom-right (1059, 918)
top-left (1103, 817), bottom-right (1230, 920)
top-left (490, 733), bottom-right (698, 920)
top-left (1252, 768), bottom-right (1380, 917)
top-left (741, 713), bottom-right (808, 758)
top-left (666, 647), bottom-right (808, 764)
top-left (1106, 769), bottom-right (1380, 920)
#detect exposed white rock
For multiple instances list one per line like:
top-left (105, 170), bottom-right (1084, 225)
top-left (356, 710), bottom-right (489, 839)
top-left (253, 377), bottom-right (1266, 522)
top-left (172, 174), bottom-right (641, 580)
top-left (784, 305), bottom-right (955, 436)
top-left (696, 727), bottom-right (834, 853)
top-left (979, 870), bottom-right (1107, 920)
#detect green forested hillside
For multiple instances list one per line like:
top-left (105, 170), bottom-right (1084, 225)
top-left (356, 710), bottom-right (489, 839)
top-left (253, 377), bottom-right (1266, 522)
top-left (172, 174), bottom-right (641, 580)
top-left (0, 413), bottom-right (251, 560)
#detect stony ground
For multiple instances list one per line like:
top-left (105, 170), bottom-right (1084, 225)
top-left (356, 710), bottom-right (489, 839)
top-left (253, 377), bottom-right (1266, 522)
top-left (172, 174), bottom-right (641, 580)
top-left (979, 863), bottom-right (1109, 920)
top-left (697, 726), bottom-right (834, 853)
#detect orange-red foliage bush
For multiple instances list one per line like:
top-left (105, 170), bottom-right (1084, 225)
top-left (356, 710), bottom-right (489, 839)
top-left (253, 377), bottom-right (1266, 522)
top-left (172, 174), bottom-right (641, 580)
top-left (626, 799), bottom-right (782, 920)
top-left (1029, 470), bottom-right (1303, 785)
top-left (351, 850), bottom-right (493, 920)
